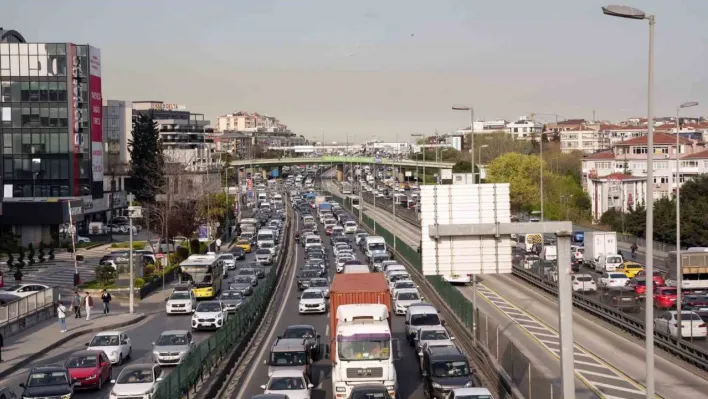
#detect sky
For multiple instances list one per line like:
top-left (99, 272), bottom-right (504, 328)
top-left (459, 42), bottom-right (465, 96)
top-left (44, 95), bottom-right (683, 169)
top-left (4, 0), bottom-right (708, 142)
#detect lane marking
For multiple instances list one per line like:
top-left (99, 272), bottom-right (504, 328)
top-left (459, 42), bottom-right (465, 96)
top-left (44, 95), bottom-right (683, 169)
top-left (590, 383), bottom-right (645, 395)
top-left (325, 324), bottom-right (330, 337)
top-left (236, 216), bottom-right (300, 399)
top-left (577, 369), bottom-right (632, 381)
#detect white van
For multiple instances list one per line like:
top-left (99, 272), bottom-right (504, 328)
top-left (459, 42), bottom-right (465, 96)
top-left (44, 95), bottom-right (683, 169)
top-left (542, 245), bottom-right (558, 262)
top-left (257, 192), bottom-right (268, 203)
top-left (343, 264), bottom-right (370, 274)
top-left (257, 228), bottom-right (275, 248)
top-left (304, 235), bottom-right (323, 249)
top-left (365, 236), bottom-right (387, 261)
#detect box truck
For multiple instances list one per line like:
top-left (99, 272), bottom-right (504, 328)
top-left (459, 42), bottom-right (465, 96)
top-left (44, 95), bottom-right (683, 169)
top-left (584, 231), bottom-right (622, 272)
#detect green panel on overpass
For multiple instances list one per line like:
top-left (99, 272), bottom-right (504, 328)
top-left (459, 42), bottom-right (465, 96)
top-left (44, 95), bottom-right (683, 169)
top-left (321, 156), bottom-right (374, 163)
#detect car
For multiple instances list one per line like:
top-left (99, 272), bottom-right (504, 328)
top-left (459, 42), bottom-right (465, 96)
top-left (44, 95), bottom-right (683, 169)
top-left (230, 246), bottom-right (247, 260)
top-left (308, 278), bottom-right (330, 298)
top-left (654, 286), bottom-right (678, 309)
top-left (405, 303), bottom-right (443, 345)
top-left (220, 253), bottom-right (236, 269)
top-left (393, 288), bottom-right (423, 315)
top-left (110, 364), bottom-right (163, 398)
top-left (219, 290), bottom-right (245, 312)
top-left (64, 350), bottom-right (112, 391)
top-left (165, 287), bottom-right (197, 314)
top-left (635, 270), bottom-right (666, 287)
top-left (256, 249), bottom-right (274, 265)
top-left (348, 384), bottom-right (394, 399)
top-left (617, 261), bottom-right (644, 279)
top-left (235, 239), bottom-right (253, 253)
top-left (388, 271), bottom-right (411, 291)
top-left (236, 268), bottom-right (259, 286)
top-left (571, 274), bottom-right (597, 293)
top-left (445, 387), bottom-right (495, 399)
top-left (192, 301), bottom-right (229, 331)
top-left (325, 226), bottom-right (334, 235)
top-left (229, 277), bottom-right (254, 296)
top-left (344, 221), bottom-right (358, 234)
top-left (297, 271), bottom-right (321, 290)
top-left (281, 324), bottom-right (321, 359)
top-left (598, 272), bottom-right (629, 289)
top-left (420, 345), bottom-right (474, 397)
top-left (654, 310), bottom-right (708, 338)
top-left (266, 337), bottom-right (313, 378)
top-left (627, 278), bottom-right (647, 295)
top-left (260, 369), bottom-right (314, 399)
top-left (392, 279), bottom-right (417, 297)
top-left (152, 330), bottom-right (195, 366)
top-left (299, 288), bottom-right (327, 314)
top-left (85, 331), bottom-right (132, 365)
top-left (77, 236), bottom-right (91, 243)
top-left (20, 365), bottom-right (75, 398)
top-left (415, 325), bottom-right (455, 356)
top-left (1, 283), bottom-right (49, 298)
top-left (599, 287), bottom-right (640, 312)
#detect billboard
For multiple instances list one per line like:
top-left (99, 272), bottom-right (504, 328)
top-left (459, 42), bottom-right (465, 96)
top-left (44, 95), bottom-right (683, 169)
top-left (440, 168), bottom-right (453, 180)
top-left (88, 46), bottom-right (104, 183)
top-left (69, 44), bottom-right (83, 196)
top-left (420, 184), bottom-right (512, 276)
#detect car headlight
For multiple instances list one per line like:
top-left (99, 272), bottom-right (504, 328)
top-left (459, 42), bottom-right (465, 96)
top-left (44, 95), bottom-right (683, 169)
top-left (386, 385), bottom-right (396, 392)
top-left (336, 387), bottom-right (347, 393)
top-left (61, 395), bottom-right (72, 399)
top-left (465, 381), bottom-right (473, 387)
top-left (432, 382), bottom-right (443, 389)
top-left (111, 351), bottom-right (118, 356)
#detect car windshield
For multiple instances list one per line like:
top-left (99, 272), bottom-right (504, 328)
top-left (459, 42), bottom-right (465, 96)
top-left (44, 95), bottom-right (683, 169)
top-left (606, 256), bottom-right (622, 263)
top-left (283, 327), bottom-right (315, 339)
top-left (302, 291), bottom-right (323, 299)
top-left (233, 277), bottom-right (250, 284)
top-left (220, 254), bottom-right (234, 260)
top-left (576, 276), bottom-right (593, 282)
top-left (271, 351), bottom-right (307, 366)
top-left (391, 274), bottom-right (409, 282)
top-left (677, 313), bottom-right (704, 321)
top-left (411, 313), bottom-right (441, 326)
top-left (397, 292), bottom-right (420, 301)
top-left (116, 368), bottom-right (155, 384)
top-left (156, 334), bottom-right (188, 346)
top-left (420, 330), bottom-right (449, 340)
top-left (660, 289), bottom-right (678, 296)
top-left (90, 334), bottom-right (120, 346)
top-left (302, 272), bottom-right (320, 278)
top-left (310, 280), bottom-right (328, 287)
top-left (237, 240), bottom-right (250, 245)
top-left (396, 282), bottom-right (415, 289)
top-left (196, 303), bottom-right (221, 312)
top-left (65, 355), bottom-right (97, 368)
top-left (261, 242), bottom-right (274, 249)
top-left (609, 273), bottom-right (626, 279)
top-left (256, 249), bottom-right (271, 255)
top-left (239, 269), bottom-right (255, 275)
top-left (169, 291), bottom-right (191, 300)
top-left (267, 377), bottom-right (306, 390)
top-left (221, 291), bottom-right (243, 300)
top-left (338, 337), bottom-right (391, 361)
top-left (432, 360), bottom-right (470, 378)
top-left (369, 243), bottom-right (385, 251)
top-left (28, 371), bottom-right (69, 386)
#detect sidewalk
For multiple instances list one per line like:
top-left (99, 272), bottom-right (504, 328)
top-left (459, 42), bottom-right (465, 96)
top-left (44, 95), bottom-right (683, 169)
top-left (617, 241), bottom-right (670, 258)
top-left (0, 309), bottom-right (149, 380)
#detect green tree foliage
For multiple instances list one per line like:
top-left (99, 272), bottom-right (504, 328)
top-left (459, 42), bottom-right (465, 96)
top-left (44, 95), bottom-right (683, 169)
top-left (197, 192), bottom-right (234, 236)
top-left (485, 152), bottom-right (590, 220)
top-left (129, 113), bottom-right (165, 203)
top-left (95, 265), bottom-right (117, 287)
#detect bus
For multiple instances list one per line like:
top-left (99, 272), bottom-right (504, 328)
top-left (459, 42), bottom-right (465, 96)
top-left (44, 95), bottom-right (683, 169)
top-left (341, 181), bottom-right (353, 195)
top-left (516, 233), bottom-right (543, 253)
top-left (346, 195), bottom-right (360, 210)
top-left (667, 248), bottom-right (708, 289)
top-left (178, 254), bottom-right (224, 299)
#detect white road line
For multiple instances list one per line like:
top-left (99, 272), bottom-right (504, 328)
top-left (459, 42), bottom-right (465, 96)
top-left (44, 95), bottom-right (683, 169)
top-left (576, 369), bottom-right (632, 381)
top-left (575, 360), bottom-right (603, 368)
top-left (590, 382), bottom-right (645, 395)
top-left (325, 324), bottom-right (330, 337)
top-left (516, 323), bottom-right (547, 330)
top-left (532, 332), bottom-right (559, 339)
top-left (538, 339), bottom-right (559, 346)
top-left (236, 217), bottom-right (300, 399)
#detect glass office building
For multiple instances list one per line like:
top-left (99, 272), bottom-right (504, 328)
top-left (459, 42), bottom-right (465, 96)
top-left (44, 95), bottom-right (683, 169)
top-left (0, 34), bottom-right (103, 245)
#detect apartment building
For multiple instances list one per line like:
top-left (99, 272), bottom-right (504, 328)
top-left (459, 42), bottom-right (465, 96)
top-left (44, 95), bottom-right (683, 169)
top-left (582, 133), bottom-right (708, 219)
top-left (560, 129), bottom-right (605, 154)
top-left (216, 111), bottom-right (287, 133)
top-left (506, 117), bottom-right (543, 139)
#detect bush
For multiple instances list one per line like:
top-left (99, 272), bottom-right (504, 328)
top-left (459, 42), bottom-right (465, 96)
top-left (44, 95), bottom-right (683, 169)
top-left (143, 264), bottom-right (156, 277)
top-left (175, 246), bottom-right (189, 262)
top-left (95, 265), bottom-right (117, 287)
top-left (27, 243), bottom-right (35, 265)
top-left (134, 277), bottom-right (145, 288)
top-left (110, 241), bottom-right (147, 250)
top-left (38, 242), bottom-right (46, 263)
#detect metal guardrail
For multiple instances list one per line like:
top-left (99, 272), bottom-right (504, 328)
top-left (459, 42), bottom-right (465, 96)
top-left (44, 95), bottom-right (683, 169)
top-left (0, 287), bottom-right (56, 326)
top-left (354, 188), bottom-right (708, 372)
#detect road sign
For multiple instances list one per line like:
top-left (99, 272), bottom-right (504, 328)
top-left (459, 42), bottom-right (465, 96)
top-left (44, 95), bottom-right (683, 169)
top-left (198, 225), bottom-right (209, 242)
top-left (420, 183), bottom-right (512, 276)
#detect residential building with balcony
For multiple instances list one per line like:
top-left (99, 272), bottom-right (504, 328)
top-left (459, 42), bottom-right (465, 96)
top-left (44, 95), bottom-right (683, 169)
top-left (582, 133), bottom-right (708, 220)
top-left (560, 129), bottom-right (605, 154)
top-left (216, 111), bottom-right (287, 133)
top-left (506, 117), bottom-right (543, 139)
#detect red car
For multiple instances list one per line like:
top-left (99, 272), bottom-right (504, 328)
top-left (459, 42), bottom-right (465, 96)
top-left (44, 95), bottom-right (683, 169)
top-left (64, 350), bottom-right (112, 390)
top-left (628, 278), bottom-right (647, 295)
top-left (635, 270), bottom-right (666, 287)
top-left (654, 287), bottom-right (678, 309)
top-left (325, 226), bottom-right (333, 235)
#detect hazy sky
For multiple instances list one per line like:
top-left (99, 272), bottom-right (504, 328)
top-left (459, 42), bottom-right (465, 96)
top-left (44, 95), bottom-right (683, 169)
top-left (4, 1), bottom-right (708, 142)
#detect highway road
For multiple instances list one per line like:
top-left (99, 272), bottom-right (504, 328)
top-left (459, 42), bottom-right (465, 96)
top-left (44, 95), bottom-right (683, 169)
top-left (325, 180), bottom-right (708, 399)
top-left (1, 244), bottom-right (272, 398)
top-left (233, 203), bottom-right (429, 399)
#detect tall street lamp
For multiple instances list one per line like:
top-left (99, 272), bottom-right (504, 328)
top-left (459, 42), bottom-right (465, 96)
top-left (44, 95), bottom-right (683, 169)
top-left (452, 106), bottom-right (475, 181)
top-left (675, 101), bottom-right (699, 335)
top-left (478, 145), bottom-right (488, 182)
top-left (602, 5), bottom-right (656, 399)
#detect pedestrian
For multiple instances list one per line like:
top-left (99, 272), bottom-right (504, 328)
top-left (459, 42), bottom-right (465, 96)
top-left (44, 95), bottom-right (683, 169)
top-left (101, 289), bottom-right (112, 314)
top-left (84, 292), bottom-right (93, 321)
top-left (57, 301), bottom-right (67, 333)
top-left (72, 291), bottom-right (82, 318)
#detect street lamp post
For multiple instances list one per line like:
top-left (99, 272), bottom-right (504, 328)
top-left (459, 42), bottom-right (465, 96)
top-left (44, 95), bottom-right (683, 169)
top-left (675, 101), bottom-right (699, 335)
top-left (127, 194), bottom-right (142, 314)
top-left (452, 106), bottom-right (475, 181)
top-left (602, 5), bottom-right (656, 399)
top-left (478, 145), bottom-right (488, 182)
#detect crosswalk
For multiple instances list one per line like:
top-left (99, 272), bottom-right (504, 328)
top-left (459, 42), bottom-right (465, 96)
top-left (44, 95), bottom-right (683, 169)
top-left (20, 245), bottom-right (112, 295)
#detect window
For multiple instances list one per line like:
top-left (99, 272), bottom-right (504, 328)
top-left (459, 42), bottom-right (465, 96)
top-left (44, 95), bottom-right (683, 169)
top-left (632, 146), bottom-right (648, 154)
top-left (654, 161), bottom-right (668, 169)
top-left (681, 160), bottom-right (698, 168)
top-left (596, 162), bottom-right (612, 170)
top-left (57, 82), bottom-right (67, 102)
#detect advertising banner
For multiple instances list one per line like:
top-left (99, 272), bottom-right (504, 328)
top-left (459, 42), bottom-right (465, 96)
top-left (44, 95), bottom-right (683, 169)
top-left (69, 44), bottom-right (82, 196)
top-left (88, 46), bottom-right (104, 183)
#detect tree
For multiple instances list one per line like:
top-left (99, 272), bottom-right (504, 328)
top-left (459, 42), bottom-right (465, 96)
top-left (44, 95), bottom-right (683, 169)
top-left (95, 265), bottom-right (117, 287)
top-left (129, 113), bottom-right (165, 203)
top-left (452, 161), bottom-right (471, 173)
top-left (196, 192), bottom-right (234, 238)
top-left (167, 201), bottom-right (199, 238)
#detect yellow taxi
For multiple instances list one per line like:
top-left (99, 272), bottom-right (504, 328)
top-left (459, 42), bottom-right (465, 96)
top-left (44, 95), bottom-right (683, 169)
top-left (235, 239), bottom-right (252, 253)
top-left (617, 261), bottom-right (644, 278)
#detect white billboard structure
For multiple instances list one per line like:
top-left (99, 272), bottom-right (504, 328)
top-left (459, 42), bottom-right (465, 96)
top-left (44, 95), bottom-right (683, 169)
top-left (420, 183), bottom-right (512, 276)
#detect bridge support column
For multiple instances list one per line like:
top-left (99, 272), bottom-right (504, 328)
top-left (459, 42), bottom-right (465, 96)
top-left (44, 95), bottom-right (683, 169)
top-left (336, 164), bottom-right (344, 182)
top-left (278, 165), bottom-right (283, 178)
top-left (262, 169), bottom-right (267, 179)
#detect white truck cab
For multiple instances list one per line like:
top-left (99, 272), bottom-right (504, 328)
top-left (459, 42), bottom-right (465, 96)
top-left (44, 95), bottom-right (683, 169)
top-left (365, 236), bottom-right (387, 261)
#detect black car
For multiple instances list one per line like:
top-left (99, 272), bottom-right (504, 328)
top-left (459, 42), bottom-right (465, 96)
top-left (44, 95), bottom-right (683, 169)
top-left (301, 265), bottom-right (326, 278)
top-left (281, 324), bottom-right (321, 359)
top-left (421, 346), bottom-right (474, 398)
top-left (349, 384), bottom-right (393, 399)
top-left (230, 246), bottom-right (246, 260)
top-left (297, 271), bottom-right (321, 290)
top-left (20, 365), bottom-right (74, 398)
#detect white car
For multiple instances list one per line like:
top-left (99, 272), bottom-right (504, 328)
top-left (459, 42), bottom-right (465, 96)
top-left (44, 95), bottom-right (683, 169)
top-left (415, 325), bottom-right (455, 355)
top-left (1, 283), bottom-right (49, 298)
top-left (654, 311), bottom-right (708, 338)
top-left (442, 273), bottom-right (472, 284)
top-left (393, 288), bottom-right (423, 315)
top-left (571, 274), bottom-right (597, 293)
top-left (336, 255), bottom-right (355, 272)
top-left (387, 271), bottom-right (410, 290)
top-left (77, 236), bottom-right (91, 243)
top-left (191, 301), bottom-right (229, 331)
top-left (333, 243), bottom-right (351, 257)
top-left (598, 272), bottom-right (629, 289)
top-left (445, 387), bottom-right (495, 399)
top-left (298, 288), bottom-right (327, 314)
top-left (219, 253), bottom-right (236, 270)
top-left (109, 364), bottom-right (163, 399)
top-left (344, 221), bottom-right (358, 233)
top-left (86, 331), bottom-right (132, 365)
top-left (392, 279), bottom-right (417, 297)
top-left (260, 369), bottom-right (313, 399)
top-left (165, 288), bottom-right (197, 314)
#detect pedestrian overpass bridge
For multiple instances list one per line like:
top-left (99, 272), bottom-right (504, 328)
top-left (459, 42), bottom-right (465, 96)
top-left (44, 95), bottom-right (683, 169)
top-left (230, 156), bottom-right (454, 170)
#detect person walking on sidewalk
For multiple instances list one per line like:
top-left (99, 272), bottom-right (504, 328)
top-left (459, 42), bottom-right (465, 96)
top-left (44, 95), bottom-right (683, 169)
top-left (72, 291), bottom-right (82, 318)
top-left (101, 289), bottom-right (112, 314)
top-left (57, 301), bottom-right (67, 333)
top-left (84, 292), bottom-right (93, 320)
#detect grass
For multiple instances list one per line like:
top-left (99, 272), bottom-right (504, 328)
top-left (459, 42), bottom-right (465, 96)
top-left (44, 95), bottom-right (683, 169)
top-left (79, 280), bottom-right (116, 289)
top-left (110, 241), bottom-right (147, 250)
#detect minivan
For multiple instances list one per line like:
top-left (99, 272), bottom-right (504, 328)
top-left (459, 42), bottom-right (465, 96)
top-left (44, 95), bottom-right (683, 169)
top-left (421, 345), bottom-right (474, 398)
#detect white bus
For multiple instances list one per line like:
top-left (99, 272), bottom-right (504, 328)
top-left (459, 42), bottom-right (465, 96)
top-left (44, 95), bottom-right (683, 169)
top-left (346, 195), bottom-right (360, 210)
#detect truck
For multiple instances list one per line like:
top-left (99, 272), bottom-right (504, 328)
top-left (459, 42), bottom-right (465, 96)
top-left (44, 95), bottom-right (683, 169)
top-left (329, 273), bottom-right (396, 399)
top-left (364, 236), bottom-right (387, 261)
top-left (318, 202), bottom-right (332, 218)
top-left (583, 231), bottom-right (623, 272)
top-left (341, 181), bottom-right (353, 195)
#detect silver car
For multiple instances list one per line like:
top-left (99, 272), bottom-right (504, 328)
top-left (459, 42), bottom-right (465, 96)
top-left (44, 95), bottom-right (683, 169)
top-left (255, 249), bottom-right (274, 265)
top-left (229, 278), bottom-right (254, 296)
top-left (308, 278), bottom-right (330, 298)
top-left (152, 330), bottom-right (195, 366)
top-left (236, 268), bottom-right (258, 286)
top-left (219, 290), bottom-right (245, 313)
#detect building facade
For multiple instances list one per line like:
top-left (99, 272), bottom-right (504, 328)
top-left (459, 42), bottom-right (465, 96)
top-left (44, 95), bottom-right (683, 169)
top-left (560, 129), bottom-right (605, 154)
top-left (506, 117), bottom-right (543, 139)
top-left (582, 133), bottom-right (708, 220)
top-left (216, 111), bottom-right (287, 133)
